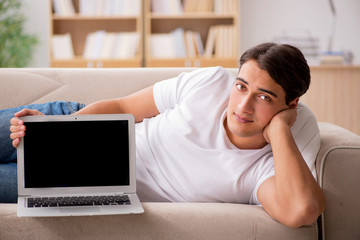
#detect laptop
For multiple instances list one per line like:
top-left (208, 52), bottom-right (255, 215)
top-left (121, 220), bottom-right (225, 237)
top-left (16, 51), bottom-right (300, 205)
top-left (17, 114), bottom-right (144, 217)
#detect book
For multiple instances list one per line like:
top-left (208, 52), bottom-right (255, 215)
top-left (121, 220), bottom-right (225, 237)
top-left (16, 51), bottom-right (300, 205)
top-left (320, 53), bottom-right (344, 65)
top-left (193, 32), bottom-right (204, 56)
top-left (185, 31), bottom-right (196, 58)
top-left (51, 33), bottom-right (74, 59)
top-left (183, 0), bottom-right (213, 13)
top-left (53, 0), bottom-right (75, 16)
top-left (79, 0), bottom-right (140, 16)
top-left (204, 26), bottom-right (216, 57)
top-left (150, 28), bottom-right (205, 58)
top-left (214, 0), bottom-right (234, 14)
top-left (79, 0), bottom-right (97, 16)
top-left (172, 28), bottom-right (187, 58)
top-left (204, 25), bottom-right (235, 58)
top-left (84, 31), bottom-right (139, 59)
top-left (152, 0), bottom-right (182, 14)
top-left (100, 33), bottom-right (117, 59)
top-left (150, 33), bottom-right (177, 58)
top-left (113, 32), bottom-right (139, 59)
top-left (83, 31), bottom-right (105, 59)
top-left (91, 31), bottom-right (106, 59)
top-left (83, 32), bottom-right (95, 59)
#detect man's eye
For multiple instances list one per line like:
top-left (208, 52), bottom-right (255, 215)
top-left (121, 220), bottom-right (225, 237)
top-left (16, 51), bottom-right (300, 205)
top-left (259, 95), bottom-right (271, 102)
top-left (236, 84), bottom-right (246, 91)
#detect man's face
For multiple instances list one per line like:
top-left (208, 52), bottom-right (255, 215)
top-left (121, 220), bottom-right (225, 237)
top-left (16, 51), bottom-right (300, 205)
top-left (225, 60), bottom-right (290, 149)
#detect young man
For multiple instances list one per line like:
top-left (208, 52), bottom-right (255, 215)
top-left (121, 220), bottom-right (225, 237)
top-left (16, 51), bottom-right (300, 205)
top-left (7, 42), bottom-right (325, 228)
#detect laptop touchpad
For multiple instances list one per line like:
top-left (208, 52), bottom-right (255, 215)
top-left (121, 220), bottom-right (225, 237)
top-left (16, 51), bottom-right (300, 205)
top-left (60, 207), bottom-right (101, 214)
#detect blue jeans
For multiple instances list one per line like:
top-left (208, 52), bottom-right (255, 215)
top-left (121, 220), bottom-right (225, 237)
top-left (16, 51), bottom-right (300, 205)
top-left (0, 101), bottom-right (85, 203)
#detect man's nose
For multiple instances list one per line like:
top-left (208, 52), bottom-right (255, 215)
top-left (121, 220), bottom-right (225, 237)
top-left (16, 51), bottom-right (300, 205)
top-left (238, 94), bottom-right (254, 114)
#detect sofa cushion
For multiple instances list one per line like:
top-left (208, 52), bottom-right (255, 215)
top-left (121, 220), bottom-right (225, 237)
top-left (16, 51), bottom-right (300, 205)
top-left (317, 122), bottom-right (360, 240)
top-left (0, 203), bottom-right (317, 240)
top-left (0, 70), bottom-right (62, 109)
top-left (0, 68), bottom-right (206, 109)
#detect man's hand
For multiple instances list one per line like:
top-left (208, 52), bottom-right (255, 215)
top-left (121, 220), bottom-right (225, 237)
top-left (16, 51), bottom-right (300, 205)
top-left (9, 109), bottom-right (44, 148)
top-left (263, 107), bottom-right (297, 144)
top-left (258, 104), bottom-right (326, 228)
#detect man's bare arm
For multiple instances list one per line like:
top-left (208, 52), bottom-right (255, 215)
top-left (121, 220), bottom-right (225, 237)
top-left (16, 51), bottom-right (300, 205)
top-left (75, 85), bottom-right (159, 123)
top-left (10, 86), bottom-right (159, 148)
top-left (257, 108), bottom-right (326, 228)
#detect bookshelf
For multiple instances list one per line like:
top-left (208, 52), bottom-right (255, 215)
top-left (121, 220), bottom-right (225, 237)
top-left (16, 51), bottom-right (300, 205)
top-left (49, 0), bottom-right (240, 68)
top-left (50, 0), bottom-right (143, 68)
top-left (145, 0), bottom-right (240, 67)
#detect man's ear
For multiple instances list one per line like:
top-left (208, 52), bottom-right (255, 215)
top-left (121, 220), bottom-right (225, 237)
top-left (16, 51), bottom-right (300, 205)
top-left (289, 97), bottom-right (299, 109)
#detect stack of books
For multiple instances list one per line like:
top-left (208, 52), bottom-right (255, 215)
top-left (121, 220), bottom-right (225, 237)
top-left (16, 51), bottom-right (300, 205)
top-left (150, 28), bottom-right (204, 58)
top-left (51, 31), bottom-right (139, 60)
top-left (83, 31), bottom-right (139, 59)
top-left (52, 0), bottom-right (140, 17)
top-left (79, 0), bottom-right (140, 16)
top-left (52, 0), bottom-right (75, 16)
top-left (320, 52), bottom-right (345, 65)
top-left (150, 25), bottom-right (236, 59)
top-left (151, 0), bottom-right (236, 14)
top-left (51, 33), bottom-right (74, 59)
top-left (205, 25), bottom-right (236, 58)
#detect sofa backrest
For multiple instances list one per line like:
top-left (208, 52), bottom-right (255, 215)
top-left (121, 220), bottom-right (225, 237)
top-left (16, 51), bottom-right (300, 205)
top-left (0, 68), bottom-right (238, 109)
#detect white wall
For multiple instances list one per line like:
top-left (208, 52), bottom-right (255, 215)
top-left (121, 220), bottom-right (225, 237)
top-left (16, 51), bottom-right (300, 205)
top-left (240, 0), bottom-right (360, 64)
top-left (22, 0), bottom-right (360, 67)
top-left (21, 0), bottom-right (50, 67)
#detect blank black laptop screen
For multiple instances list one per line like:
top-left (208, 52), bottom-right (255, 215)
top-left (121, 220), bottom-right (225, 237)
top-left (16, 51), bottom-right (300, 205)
top-left (23, 120), bottom-right (130, 188)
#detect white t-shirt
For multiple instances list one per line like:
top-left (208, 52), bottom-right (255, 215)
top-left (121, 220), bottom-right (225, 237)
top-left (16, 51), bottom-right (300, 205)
top-left (135, 67), bottom-right (320, 205)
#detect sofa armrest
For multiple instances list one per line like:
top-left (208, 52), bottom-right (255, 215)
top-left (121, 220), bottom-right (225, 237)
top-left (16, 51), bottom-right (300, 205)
top-left (316, 122), bottom-right (360, 240)
top-left (0, 203), bottom-right (317, 240)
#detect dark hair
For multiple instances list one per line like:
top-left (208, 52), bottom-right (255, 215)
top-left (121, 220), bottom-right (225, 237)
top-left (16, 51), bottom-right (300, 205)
top-left (239, 42), bottom-right (310, 105)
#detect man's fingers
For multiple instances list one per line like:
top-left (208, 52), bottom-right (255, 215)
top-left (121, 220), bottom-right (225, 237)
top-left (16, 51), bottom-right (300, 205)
top-left (9, 124), bottom-right (25, 134)
top-left (9, 108), bottom-right (43, 149)
top-left (10, 130), bottom-right (25, 140)
top-left (10, 131), bottom-right (24, 149)
top-left (14, 109), bottom-right (44, 118)
top-left (12, 138), bottom-right (21, 148)
top-left (10, 117), bottom-right (23, 126)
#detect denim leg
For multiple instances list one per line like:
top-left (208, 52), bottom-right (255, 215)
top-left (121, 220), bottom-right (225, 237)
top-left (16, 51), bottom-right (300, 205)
top-left (0, 101), bottom-right (86, 163)
top-left (0, 163), bottom-right (17, 203)
top-left (0, 101), bottom-right (85, 203)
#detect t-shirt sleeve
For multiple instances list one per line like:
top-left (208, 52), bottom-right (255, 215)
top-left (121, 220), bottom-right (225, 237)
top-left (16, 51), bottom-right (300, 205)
top-left (249, 165), bottom-right (275, 205)
top-left (152, 75), bottom-right (183, 113)
top-left (290, 102), bottom-right (321, 180)
top-left (153, 67), bottom-right (232, 113)
top-left (249, 102), bottom-right (320, 205)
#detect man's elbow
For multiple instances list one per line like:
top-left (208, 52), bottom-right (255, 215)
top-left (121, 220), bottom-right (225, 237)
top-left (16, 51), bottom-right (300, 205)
top-left (282, 201), bottom-right (326, 228)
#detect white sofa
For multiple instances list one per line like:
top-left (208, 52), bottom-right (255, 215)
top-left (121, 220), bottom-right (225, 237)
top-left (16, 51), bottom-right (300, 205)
top-left (0, 68), bottom-right (360, 240)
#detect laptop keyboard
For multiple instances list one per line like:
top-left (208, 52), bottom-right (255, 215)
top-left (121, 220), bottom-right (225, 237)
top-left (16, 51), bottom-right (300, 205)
top-left (27, 195), bottom-right (131, 208)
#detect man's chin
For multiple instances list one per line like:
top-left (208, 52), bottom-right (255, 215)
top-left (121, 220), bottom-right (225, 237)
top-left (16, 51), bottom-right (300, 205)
top-left (228, 130), bottom-right (268, 149)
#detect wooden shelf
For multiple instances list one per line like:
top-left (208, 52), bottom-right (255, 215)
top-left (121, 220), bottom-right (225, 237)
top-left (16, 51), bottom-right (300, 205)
top-left (145, 0), bottom-right (240, 67)
top-left (49, 0), bottom-right (143, 68)
top-left (303, 66), bottom-right (360, 135)
top-left (51, 57), bottom-right (142, 68)
top-left (149, 13), bottom-right (235, 19)
top-left (146, 58), bottom-right (238, 68)
top-left (49, 0), bottom-right (240, 68)
top-left (52, 15), bottom-right (139, 20)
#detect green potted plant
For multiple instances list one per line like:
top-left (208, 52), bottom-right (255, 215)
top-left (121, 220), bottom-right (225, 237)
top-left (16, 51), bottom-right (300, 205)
top-left (0, 0), bottom-right (38, 67)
